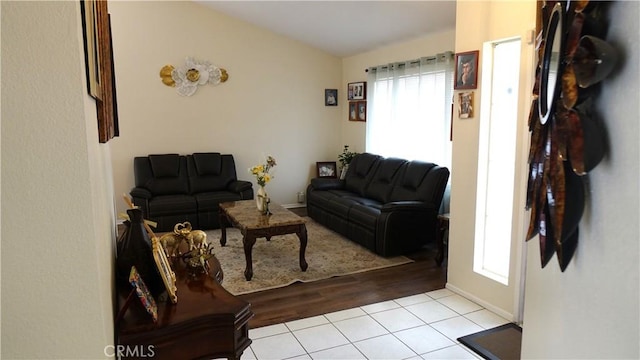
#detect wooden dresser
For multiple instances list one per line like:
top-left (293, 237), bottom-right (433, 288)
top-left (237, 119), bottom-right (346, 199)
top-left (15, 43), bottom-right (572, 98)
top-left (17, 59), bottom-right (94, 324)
top-left (116, 256), bottom-right (253, 360)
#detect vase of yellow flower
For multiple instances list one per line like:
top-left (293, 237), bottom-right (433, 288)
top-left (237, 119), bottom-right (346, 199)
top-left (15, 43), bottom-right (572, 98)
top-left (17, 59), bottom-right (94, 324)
top-left (249, 156), bottom-right (276, 214)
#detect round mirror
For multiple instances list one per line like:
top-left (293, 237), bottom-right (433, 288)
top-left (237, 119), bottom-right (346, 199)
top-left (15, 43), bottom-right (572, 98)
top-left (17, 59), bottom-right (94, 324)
top-left (538, 2), bottom-right (564, 125)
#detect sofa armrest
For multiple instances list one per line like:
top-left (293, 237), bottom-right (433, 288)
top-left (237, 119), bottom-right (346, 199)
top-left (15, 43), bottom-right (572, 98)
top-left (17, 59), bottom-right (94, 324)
top-left (228, 180), bottom-right (253, 193)
top-left (130, 187), bottom-right (152, 217)
top-left (130, 187), bottom-right (152, 199)
top-left (381, 201), bottom-right (435, 213)
top-left (310, 177), bottom-right (344, 191)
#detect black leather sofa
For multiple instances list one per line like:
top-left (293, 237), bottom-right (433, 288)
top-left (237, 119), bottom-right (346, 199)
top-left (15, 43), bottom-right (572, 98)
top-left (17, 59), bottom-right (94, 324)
top-left (130, 153), bottom-right (253, 232)
top-left (306, 153), bottom-right (449, 257)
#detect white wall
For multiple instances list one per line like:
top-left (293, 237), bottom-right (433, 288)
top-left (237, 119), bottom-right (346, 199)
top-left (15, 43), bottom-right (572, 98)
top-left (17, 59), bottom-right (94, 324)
top-left (341, 30), bottom-right (456, 154)
top-left (447, 0), bottom-right (536, 320)
top-left (108, 1), bottom-right (342, 216)
top-left (521, 1), bottom-right (640, 358)
top-left (1, 1), bottom-right (116, 358)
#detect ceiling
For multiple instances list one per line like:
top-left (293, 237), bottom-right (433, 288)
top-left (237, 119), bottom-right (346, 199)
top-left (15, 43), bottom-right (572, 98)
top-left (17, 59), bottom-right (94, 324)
top-left (195, 1), bottom-right (457, 57)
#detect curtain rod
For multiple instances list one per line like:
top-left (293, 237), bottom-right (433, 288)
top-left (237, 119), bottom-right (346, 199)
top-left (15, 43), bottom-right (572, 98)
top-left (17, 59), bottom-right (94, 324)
top-left (366, 51), bottom-right (453, 73)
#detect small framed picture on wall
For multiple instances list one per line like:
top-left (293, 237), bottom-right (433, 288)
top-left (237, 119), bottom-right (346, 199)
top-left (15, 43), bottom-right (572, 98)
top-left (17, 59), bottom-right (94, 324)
top-left (357, 101), bottom-right (367, 121)
top-left (325, 89), bottom-right (338, 106)
top-left (348, 82), bottom-right (367, 100)
top-left (349, 102), bottom-right (358, 121)
top-left (458, 91), bottom-right (474, 119)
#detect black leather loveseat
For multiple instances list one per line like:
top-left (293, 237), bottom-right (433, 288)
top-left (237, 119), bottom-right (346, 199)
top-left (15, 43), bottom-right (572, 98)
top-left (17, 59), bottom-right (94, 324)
top-left (130, 152), bottom-right (253, 232)
top-left (306, 153), bottom-right (449, 257)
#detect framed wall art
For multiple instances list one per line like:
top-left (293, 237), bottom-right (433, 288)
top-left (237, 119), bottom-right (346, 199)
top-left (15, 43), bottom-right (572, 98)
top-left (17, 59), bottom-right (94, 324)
top-left (80, 0), bottom-right (118, 143)
top-left (325, 89), bottom-right (338, 106)
top-left (316, 162), bottom-right (337, 178)
top-left (348, 82), bottom-right (367, 100)
top-left (349, 102), bottom-right (357, 121)
top-left (454, 50), bottom-right (479, 90)
top-left (357, 101), bottom-right (367, 121)
top-left (458, 91), bottom-right (474, 119)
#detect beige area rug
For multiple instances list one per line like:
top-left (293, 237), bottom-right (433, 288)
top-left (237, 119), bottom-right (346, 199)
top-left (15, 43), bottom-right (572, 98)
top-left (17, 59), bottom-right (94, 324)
top-left (205, 218), bottom-right (414, 295)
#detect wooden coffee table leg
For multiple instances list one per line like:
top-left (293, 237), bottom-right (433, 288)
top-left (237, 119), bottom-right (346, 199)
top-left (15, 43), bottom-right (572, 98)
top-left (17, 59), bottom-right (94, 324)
top-left (243, 232), bottom-right (257, 281)
top-left (297, 224), bottom-right (308, 272)
top-left (219, 212), bottom-right (227, 247)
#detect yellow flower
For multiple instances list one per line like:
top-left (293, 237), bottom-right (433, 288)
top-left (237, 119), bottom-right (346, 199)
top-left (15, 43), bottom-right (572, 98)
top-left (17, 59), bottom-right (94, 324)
top-left (249, 156), bottom-right (277, 187)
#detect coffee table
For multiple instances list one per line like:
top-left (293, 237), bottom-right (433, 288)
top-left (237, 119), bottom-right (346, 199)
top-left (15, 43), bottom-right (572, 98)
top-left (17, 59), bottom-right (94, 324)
top-left (219, 200), bottom-right (308, 281)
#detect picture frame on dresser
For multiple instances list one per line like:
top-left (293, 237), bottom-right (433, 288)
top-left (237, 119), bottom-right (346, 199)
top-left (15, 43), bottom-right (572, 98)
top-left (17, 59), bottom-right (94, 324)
top-left (129, 266), bottom-right (158, 323)
top-left (151, 236), bottom-right (178, 304)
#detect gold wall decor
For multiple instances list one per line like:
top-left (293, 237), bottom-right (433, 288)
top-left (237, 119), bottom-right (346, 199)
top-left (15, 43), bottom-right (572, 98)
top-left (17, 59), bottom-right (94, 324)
top-left (526, 1), bottom-right (619, 271)
top-left (159, 57), bottom-right (229, 96)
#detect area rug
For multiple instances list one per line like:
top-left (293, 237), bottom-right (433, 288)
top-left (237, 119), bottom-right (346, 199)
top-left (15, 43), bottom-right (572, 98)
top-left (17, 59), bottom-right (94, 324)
top-left (205, 218), bottom-right (414, 295)
top-left (458, 323), bottom-right (522, 360)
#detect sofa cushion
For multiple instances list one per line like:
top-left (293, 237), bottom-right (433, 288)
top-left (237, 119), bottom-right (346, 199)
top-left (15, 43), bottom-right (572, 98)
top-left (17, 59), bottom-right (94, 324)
top-left (349, 204), bottom-right (381, 229)
top-left (389, 161), bottom-right (437, 202)
top-left (194, 191), bottom-right (243, 210)
top-left (192, 152), bottom-right (222, 176)
top-left (187, 154), bottom-right (237, 194)
top-left (364, 158), bottom-right (407, 203)
top-left (141, 155), bottom-right (189, 195)
top-left (344, 153), bottom-right (381, 196)
top-left (149, 154), bottom-right (181, 178)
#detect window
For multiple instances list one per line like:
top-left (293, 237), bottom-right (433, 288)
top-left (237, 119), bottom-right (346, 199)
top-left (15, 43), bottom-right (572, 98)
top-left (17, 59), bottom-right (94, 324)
top-left (366, 53), bottom-right (454, 168)
top-left (474, 38), bottom-right (522, 285)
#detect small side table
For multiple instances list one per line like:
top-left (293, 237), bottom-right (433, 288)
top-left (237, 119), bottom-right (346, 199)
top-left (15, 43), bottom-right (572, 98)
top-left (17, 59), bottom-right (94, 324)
top-left (436, 213), bottom-right (450, 266)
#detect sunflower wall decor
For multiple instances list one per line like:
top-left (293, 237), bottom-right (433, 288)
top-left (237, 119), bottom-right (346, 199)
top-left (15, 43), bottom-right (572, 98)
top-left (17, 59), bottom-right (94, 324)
top-left (526, 1), bottom-right (619, 271)
top-left (159, 57), bottom-right (229, 96)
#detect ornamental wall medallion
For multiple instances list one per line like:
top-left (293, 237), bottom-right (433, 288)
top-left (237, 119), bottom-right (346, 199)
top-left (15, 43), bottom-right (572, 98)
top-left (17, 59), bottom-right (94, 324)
top-left (159, 57), bottom-right (228, 96)
top-left (526, 1), bottom-right (619, 271)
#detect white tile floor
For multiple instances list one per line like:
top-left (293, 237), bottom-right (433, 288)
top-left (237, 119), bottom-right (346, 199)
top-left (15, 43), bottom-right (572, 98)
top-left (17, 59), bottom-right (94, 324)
top-left (233, 288), bottom-right (511, 360)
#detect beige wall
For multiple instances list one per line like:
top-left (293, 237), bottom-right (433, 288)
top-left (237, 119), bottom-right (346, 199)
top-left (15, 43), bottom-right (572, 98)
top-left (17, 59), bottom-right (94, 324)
top-left (447, 0), bottom-right (536, 320)
top-left (109, 1), bottom-right (342, 216)
top-left (340, 30), bottom-right (456, 153)
top-left (1, 1), bottom-right (116, 358)
top-left (521, 1), bottom-right (640, 358)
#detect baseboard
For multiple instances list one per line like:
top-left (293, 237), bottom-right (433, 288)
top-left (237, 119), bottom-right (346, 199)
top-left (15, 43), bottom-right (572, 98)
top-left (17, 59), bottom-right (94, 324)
top-left (445, 283), bottom-right (515, 322)
top-left (281, 203), bottom-right (306, 209)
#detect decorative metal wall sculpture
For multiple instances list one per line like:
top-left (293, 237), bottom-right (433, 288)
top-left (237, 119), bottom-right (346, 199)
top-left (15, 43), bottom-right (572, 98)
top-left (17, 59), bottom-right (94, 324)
top-left (160, 57), bottom-right (229, 96)
top-left (526, 1), bottom-right (618, 271)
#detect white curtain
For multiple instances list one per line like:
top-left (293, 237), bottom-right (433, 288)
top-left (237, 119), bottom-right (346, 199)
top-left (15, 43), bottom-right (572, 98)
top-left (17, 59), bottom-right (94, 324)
top-left (365, 52), bottom-right (454, 170)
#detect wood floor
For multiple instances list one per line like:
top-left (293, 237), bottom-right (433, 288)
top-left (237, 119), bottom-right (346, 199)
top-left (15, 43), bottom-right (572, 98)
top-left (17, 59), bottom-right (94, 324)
top-left (238, 207), bottom-right (447, 329)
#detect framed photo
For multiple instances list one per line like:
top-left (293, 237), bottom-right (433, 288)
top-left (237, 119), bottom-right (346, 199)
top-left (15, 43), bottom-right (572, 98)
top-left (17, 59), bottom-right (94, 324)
top-left (129, 266), bottom-right (158, 323)
top-left (349, 102), bottom-right (358, 121)
top-left (316, 161), bottom-right (337, 178)
top-left (454, 50), bottom-right (479, 90)
top-left (348, 82), bottom-right (367, 100)
top-left (458, 91), bottom-right (474, 119)
top-left (356, 101), bottom-right (367, 122)
top-left (151, 237), bottom-right (178, 304)
top-left (80, 1), bottom-right (118, 143)
top-left (80, 0), bottom-right (101, 99)
top-left (325, 89), bottom-right (338, 106)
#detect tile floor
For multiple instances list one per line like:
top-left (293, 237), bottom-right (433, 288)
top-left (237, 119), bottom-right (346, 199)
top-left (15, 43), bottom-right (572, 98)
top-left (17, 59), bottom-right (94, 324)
top-left (232, 288), bottom-right (511, 360)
